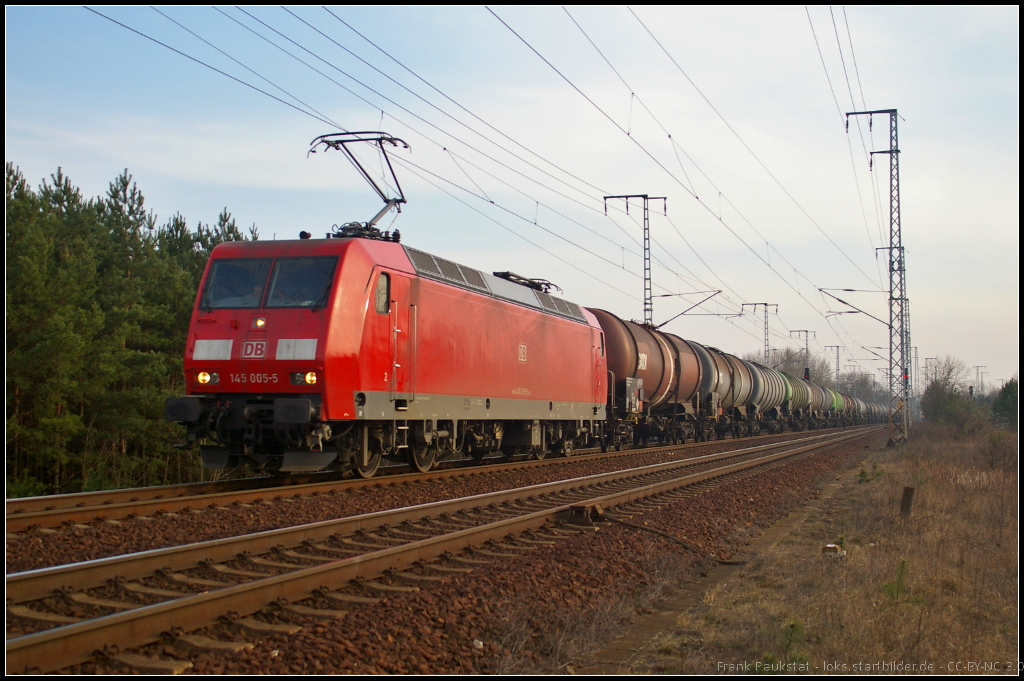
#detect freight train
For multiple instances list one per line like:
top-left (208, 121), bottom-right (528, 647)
top-left (164, 225), bottom-right (885, 477)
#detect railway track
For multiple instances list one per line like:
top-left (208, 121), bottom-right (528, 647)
top-left (6, 427), bottom-right (863, 533)
top-left (6, 426), bottom-right (880, 674)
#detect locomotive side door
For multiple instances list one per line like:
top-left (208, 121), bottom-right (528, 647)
top-left (389, 273), bottom-right (415, 405)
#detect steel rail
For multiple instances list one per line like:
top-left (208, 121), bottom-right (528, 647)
top-left (5, 427), bottom-right (859, 531)
top-left (6, 428), bottom-right (869, 604)
top-left (6, 428), bottom-right (880, 673)
top-left (6, 428), bottom-right (832, 515)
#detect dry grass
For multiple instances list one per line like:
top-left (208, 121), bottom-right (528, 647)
top-left (630, 424), bottom-right (1019, 675)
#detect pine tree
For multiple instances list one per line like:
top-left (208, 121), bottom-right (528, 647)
top-left (6, 163), bottom-right (255, 494)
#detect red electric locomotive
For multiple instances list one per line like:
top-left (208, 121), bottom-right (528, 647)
top-left (165, 228), bottom-right (608, 476)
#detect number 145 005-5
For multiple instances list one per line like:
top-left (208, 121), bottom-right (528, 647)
top-left (230, 373), bottom-right (279, 384)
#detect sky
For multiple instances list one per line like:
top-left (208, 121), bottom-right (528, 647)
top-left (6, 6), bottom-right (1019, 393)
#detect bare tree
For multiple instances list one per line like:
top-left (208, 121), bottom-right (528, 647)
top-left (743, 347), bottom-right (835, 389)
top-left (929, 355), bottom-right (971, 393)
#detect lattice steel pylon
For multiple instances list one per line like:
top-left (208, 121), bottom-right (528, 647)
top-left (603, 194), bottom-right (666, 325)
top-left (847, 109), bottom-right (909, 445)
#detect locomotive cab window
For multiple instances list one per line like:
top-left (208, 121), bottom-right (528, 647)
top-left (200, 258), bottom-right (272, 309)
top-left (374, 272), bottom-right (390, 314)
top-left (266, 256), bottom-right (338, 309)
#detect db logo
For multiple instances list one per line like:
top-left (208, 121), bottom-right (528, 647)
top-left (241, 340), bottom-right (268, 359)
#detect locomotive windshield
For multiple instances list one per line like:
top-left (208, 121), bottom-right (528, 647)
top-left (199, 256), bottom-right (338, 309)
top-left (265, 256), bottom-right (338, 309)
top-left (200, 258), bottom-right (272, 309)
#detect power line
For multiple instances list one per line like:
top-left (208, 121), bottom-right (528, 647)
top-left (630, 6), bottom-right (880, 288)
top-left (489, 7), bottom-right (814, 338)
top-left (841, 6), bottom-right (890, 254)
top-left (88, 7), bottom-right (654, 303)
top-left (323, 7), bottom-right (611, 198)
top-left (261, 7), bottom-right (765, 323)
top-left (231, 8), bottom-right (739, 318)
top-left (823, 6), bottom-right (885, 277)
top-left (806, 6), bottom-right (846, 124)
top-left (557, 7), bottom-right (877, 341)
top-left (82, 6), bottom-right (338, 128)
top-left (324, 9), bottom-right (742, 301)
top-left (322, 8), bottom-right (717, 287)
top-left (89, 6), bottom-right (845, 350)
top-left (396, 153), bottom-right (745, 326)
top-left (149, 7), bottom-right (342, 132)
top-left (282, 6), bottom-right (632, 216)
top-left (491, 7), bottom-right (883, 353)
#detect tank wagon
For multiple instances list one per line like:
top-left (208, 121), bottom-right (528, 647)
top-left (166, 231), bottom-right (885, 476)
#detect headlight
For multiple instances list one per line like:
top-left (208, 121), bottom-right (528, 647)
top-left (252, 316), bottom-right (267, 329)
top-left (197, 371), bottom-right (220, 385)
top-left (304, 371), bottom-right (317, 385)
top-left (291, 371), bottom-right (318, 385)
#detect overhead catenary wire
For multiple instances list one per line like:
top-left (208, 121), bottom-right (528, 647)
top-left (323, 6), bottom-right (612, 199)
top-left (578, 6), bottom-right (883, 356)
top-left (819, 6), bottom-right (886, 281)
top-left (839, 6), bottom-right (890, 254)
top-left (82, 6), bottom-right (339, 129)
top-left (584, 7), bottom-right (887, 364)
top-left (223, 5), bottom-right (760, 324)
top-left (228, 7), bottom-right (741, 319)
top-left (86, 6), bottom-right (865, 357)
top-left (629, 6), bottom-right (881, 289)
top-left (281, 6), bottom-right (621, 212)
top-left (149, 6), bottom-right (343, 134)
top-left (488, 7), bottom-right (812, 335)
top-left (397, 152), bottom-right (754, 333)
top-left (319, 8), bottom-right (725, 292)
top-left (488, 6), bottom-right (877, 351)
top-left (558, 6), bottom-right (880, 343)
top-left (231, 6), bottom-right (679, 263)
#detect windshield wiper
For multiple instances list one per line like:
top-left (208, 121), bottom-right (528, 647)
top-left (311, 286), bottom-right (330, 312)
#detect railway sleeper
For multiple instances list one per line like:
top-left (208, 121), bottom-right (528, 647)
top-left (468, 548), bottom-right (520, 559)
top-left (174, 633), bottom-right (253, 654)
top-left (447, 555), bottom-right (490, 567)
top-left (206, 563), bottom-right (266, 579)
top-left (119, 583), bottom-right (192, 599)
top-left (111, 652), bottom-right (193, 675)
top-left (274, 549), bottom-right (336, 564)
top-left (392, 572), bottom-right (445, 586)
top-left (283, 603), bottom-right (347, 620)
top-left (163, 572), bottom-right (235, 589)
top-left (233, 617), bottom-right (301, 636)
top-left (7, 605), bottom-right (82, 625)
top-left (421, 564), bottom-right (472, 575)
top-left (316, 590), bottom-right (380, 606)
top-left (360, 581), bottom-right (419, 594)
top-left (68, 592), bottom-right (139, 611)
top-left (245, 555), bottom-right (301, 570)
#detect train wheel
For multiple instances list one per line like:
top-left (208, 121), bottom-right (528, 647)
top-left (410, 443), bottom-right (436, 473)
top-left (530, 446), bottom-right (547, 461)
top-left (355, 450), bottom-right (381, 479)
